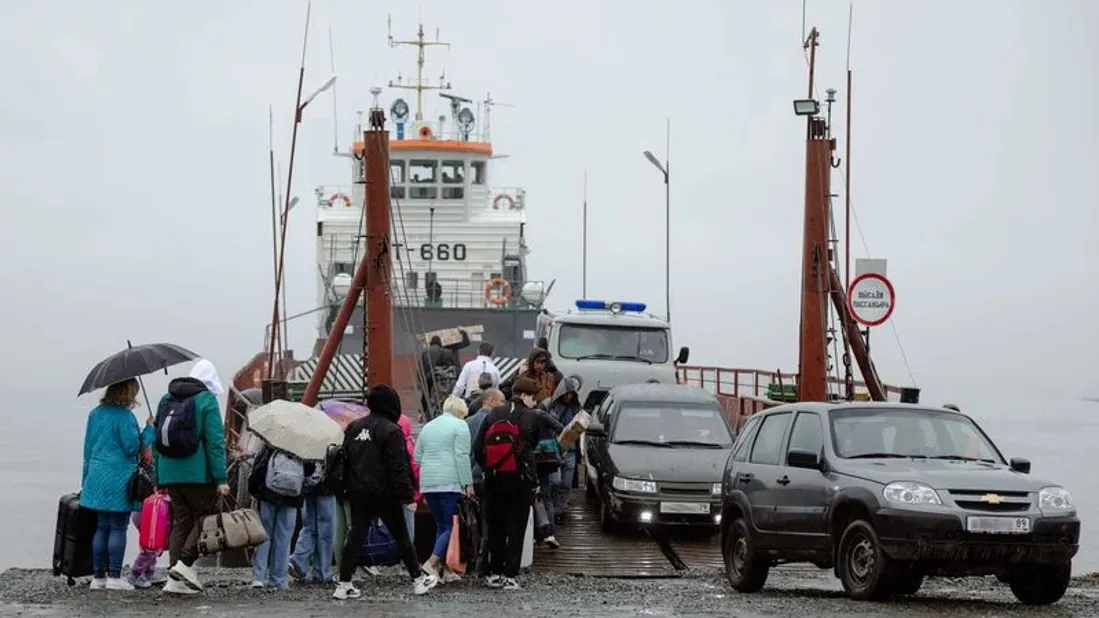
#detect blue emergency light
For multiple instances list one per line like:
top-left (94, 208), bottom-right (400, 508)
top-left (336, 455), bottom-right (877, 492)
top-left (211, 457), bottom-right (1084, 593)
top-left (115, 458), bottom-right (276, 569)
top-left (574, 299), bottom-right (647, 313)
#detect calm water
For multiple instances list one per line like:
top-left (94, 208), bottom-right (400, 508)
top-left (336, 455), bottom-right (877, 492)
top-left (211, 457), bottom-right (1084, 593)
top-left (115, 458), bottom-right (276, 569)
top-left (2, 393), bottom-right (1093, 574)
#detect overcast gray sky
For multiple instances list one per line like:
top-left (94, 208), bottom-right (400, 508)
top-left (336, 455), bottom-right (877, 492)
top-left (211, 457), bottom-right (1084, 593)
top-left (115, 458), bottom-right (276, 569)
top-left (0, 0), bottom-right (1095, 406)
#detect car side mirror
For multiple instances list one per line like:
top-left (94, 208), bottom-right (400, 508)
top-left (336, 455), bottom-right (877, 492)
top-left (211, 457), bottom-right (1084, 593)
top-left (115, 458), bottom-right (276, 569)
top-left (586, 423), bottom-right (606, 438)
top-left (786, 448), bottom-right (821, 470)
top-left (1009, 457), bottom-right (1031, 474)
top-left (675, 346), bottom-right (690, 365)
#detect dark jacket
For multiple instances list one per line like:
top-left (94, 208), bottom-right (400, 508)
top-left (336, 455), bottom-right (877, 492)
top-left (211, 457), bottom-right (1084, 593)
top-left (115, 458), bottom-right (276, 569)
top-left (472, 400), bottom-right (556, 483)
top-left (544, 376), bottom-right (582, 453)
top-left (341, 385), bottom-right (415, 503)
top-left (248, 445), bottom-right (306, 509)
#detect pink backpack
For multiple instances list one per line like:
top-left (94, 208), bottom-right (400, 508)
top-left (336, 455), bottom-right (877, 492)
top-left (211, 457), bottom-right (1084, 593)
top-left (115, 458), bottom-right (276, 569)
top-left (139, 492), bottom-right (171, 551)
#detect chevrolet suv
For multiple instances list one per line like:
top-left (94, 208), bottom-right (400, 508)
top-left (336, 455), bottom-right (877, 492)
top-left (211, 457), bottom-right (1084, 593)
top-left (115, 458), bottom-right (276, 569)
top-left (719, 402), bottom-right (1080, 604)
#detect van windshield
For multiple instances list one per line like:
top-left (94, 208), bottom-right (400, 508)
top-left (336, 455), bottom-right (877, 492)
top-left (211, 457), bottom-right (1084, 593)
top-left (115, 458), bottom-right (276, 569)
top-left (558, 324), bottom-right (669, 363)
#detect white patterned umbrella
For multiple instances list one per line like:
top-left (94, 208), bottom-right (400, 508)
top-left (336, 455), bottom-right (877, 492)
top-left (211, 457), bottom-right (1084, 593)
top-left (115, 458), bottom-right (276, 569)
top-left (247, 399), bottom-right (343, 461)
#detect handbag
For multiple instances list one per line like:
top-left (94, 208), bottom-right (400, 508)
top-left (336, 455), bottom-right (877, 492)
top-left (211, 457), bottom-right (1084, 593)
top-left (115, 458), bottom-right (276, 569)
top-left (128, 467), bottom-right (155, 502)
top-left (196, 498), bottom-right (266, 555)
top-left (533, 437), bottom-right (563, 474)
top-left (445, 513), bottom-right (465, 574)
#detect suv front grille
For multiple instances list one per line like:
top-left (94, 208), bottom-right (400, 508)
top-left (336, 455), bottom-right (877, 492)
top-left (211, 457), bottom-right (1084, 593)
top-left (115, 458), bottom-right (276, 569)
top-left (948, 489), bottom-right (1031, 512)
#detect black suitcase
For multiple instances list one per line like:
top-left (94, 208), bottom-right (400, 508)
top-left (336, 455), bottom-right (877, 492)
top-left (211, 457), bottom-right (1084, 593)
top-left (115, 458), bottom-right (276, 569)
top-left (52, 493), bottom-right (96, 585)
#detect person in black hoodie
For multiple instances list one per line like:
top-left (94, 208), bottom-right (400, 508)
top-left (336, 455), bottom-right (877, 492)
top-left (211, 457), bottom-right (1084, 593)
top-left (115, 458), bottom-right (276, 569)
top-left (333, 385), bottom-right (438, 599)
top-left (472, 376), bottom-right (553, 590)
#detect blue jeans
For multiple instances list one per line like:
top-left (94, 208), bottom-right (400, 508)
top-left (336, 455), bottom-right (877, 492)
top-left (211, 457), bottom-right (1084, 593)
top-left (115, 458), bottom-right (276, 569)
top-left (553, 451), bottom-right (578, 516)
top-left (424, 492), bottom-right (461, 559)
top-left (92, 510), bottom-right (129, 578)
top-left (252, 501), bottom-right (298, 589)
top-left (289, 494), bottom-right (336, 582)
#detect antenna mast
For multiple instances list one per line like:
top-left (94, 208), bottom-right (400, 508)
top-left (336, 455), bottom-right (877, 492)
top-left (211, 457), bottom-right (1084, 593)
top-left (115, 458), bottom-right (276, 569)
top-left (387, 16), bottom-right (451, 122)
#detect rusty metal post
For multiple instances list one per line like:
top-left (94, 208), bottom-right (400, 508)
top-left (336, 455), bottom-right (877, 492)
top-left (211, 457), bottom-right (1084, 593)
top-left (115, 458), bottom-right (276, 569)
top-left (363, 108), bottom-right (393, 389)
top-left (301, 110), bottom-right (390, 406)
top-left (827, 266), bottom-right (886, 401)
top-left (797, 114), bottom-right (833, 403)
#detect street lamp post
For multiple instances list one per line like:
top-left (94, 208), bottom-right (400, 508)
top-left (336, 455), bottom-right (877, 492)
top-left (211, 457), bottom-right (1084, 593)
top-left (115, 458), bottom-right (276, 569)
top-left (642, 118), bottom-right (671, 324)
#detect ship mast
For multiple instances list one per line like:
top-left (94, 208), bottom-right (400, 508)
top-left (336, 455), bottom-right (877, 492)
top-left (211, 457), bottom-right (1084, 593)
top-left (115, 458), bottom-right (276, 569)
top-left (387, 17), bottom-right (451, 122)
top-left (302, 105), bottom-right (393, 405)
top-left (794, 27), bottom-right (887, 402)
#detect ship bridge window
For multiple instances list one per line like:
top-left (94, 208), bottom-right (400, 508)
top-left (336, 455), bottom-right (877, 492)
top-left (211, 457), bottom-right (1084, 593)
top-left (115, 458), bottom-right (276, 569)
top-left (391, 186), bottom-right (406, 200)
top-left (471, 161), bottom-right (486, 185)
top-left (410, 186), bottom-right (438, 199)
top-left (441, 160), bottom-right (465, 184)
top-left (390, 160), bottom-right (406, 184)
top-left (409, 160), bottom-right (437, 183)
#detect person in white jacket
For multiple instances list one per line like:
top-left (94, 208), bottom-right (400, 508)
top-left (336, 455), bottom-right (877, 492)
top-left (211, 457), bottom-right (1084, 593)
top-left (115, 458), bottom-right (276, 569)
top-left (452, 342), bottom-right (501, 399)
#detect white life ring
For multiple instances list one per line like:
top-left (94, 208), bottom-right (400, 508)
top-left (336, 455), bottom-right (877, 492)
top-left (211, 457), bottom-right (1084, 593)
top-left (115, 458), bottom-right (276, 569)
top-left (493, 194), bottom-right (516, 210)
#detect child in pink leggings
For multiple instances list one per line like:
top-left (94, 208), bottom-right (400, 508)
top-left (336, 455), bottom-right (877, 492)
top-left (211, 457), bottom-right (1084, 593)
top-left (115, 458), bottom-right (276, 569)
top-left (129, 512), bottom-right (165, 588)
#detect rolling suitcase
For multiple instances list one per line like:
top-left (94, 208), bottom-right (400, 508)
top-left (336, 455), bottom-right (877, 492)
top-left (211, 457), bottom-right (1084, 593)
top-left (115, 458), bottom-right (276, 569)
top-left (52, 493), bottom-right (96, 585)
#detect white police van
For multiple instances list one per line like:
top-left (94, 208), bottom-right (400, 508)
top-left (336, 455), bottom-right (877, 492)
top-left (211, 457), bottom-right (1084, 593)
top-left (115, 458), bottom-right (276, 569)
top-left (535, 299), bottom-right (690, 410)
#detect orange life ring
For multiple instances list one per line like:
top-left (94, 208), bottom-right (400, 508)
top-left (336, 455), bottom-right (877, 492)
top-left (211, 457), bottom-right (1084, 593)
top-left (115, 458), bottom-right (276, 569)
top-left (484, 278), bottom-right (512, 306)
top-left (493, 194), bottom-right (516, 210)
top-left (327, 193), bottom-right (352, 208)
top-left (418, 126), bottom-right (432, 139)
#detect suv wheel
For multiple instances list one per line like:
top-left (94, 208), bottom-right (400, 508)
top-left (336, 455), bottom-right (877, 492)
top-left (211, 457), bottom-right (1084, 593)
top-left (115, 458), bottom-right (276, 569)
top-left (722, 518), bottom-right (769, 593)
top-left (1008, 563), bottom-right (1071, 605)
top-left (836, 519), bottom-right (892, 600)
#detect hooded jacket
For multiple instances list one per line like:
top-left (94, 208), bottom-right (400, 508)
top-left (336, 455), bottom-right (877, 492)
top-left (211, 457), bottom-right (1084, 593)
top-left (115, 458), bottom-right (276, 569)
top-left (545, 376), bottom-right (582, 453)
top-left (152, 360), bottom-right (228, 487)
top-left (341, 385), bottom-right (415, 503)
top-left (520, 348), bottom-right (559, 404)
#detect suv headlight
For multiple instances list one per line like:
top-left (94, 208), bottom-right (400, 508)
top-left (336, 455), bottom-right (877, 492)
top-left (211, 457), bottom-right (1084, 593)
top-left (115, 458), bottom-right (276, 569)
top-left (1039, 486), bottom-right (1074, 511)
top-left (883, 481), bottom-right (942, 506)
top-left (711, 483), bottom-right (722, 496)
top-left (612, 476), bottom-right (657, 494)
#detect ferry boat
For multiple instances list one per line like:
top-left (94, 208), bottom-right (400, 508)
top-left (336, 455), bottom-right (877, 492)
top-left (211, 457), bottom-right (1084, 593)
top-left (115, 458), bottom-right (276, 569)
top-left (227, 23), bottom-right (547, 421)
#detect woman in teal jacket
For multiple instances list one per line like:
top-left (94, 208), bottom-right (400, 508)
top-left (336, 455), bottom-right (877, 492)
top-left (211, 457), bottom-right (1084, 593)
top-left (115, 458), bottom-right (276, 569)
top-left (415, 395), bottom-right (474, 583)
top-left (82, 378), bottom-right (155, 590)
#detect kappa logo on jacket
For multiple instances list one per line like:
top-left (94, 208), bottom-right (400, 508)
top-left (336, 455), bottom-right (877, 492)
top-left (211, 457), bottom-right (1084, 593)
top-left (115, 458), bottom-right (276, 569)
top-left (355, 428), bottom-right (372, 442)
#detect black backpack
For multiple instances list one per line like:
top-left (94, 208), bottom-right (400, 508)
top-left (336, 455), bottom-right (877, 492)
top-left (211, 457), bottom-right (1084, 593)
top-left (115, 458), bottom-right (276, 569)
top-left (154, 396), bottom-right (200, 458)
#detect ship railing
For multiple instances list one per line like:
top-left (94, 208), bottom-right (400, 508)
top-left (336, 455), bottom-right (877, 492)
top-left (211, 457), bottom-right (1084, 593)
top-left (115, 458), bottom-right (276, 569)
top-left (391, 276), bottom-right (545, 310)
top-left (313, 184), bottom-right (527, 210)
top-left (390, 120), bottom-right (491, 144)
top-left (676, 365), bottom-right (907, 425)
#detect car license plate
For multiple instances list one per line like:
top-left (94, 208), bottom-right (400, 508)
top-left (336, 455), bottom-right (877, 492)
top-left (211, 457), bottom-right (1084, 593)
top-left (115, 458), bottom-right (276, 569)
top-left (659, 501), bottom-right (709, 515)
top-left (966, 516), bottom-right (1031, 534)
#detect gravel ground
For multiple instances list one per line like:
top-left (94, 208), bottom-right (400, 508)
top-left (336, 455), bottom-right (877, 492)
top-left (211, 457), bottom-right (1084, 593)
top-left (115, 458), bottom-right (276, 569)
top-left (1, 566), bottom-right (1096, 618)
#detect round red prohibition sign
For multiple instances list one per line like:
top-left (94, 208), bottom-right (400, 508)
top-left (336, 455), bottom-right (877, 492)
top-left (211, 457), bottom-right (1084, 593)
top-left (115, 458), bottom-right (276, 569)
top-left (846, 272), bottom-right (896, 327)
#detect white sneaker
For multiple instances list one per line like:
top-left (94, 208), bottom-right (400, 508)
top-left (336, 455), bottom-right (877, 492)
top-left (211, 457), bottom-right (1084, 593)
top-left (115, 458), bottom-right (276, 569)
top-left (501, 577), bottom-right (520, 590)
top-left (168, 561), bottom-right (202, 591)
top-left (484, 574), bottom-right (504, 588)
top-left (361, 566), bottom-right (381, 576)
top-left (89, 577), bottom-right (107, 590)
top-left (250, 580), bottom-right (266, 589)
top-left (412, 573), bottom-right (438, 595)
top-left (332, 581), bottom-right (361, 600)
top-left (105, 577), bottom-right (134, 591)
top-left (421, 561), bottom-right (441, 579)
top-left (544, 535), bottom-right (560, 549)
top-left (162, 579), bottom-right (198, 595)
top-left (442, 570), bottom-right (461, 584)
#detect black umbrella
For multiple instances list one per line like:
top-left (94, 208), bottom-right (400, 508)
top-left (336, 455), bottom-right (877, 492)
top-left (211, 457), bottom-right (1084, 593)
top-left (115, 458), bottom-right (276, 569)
top-left (78, 342), bottom-right (199, 397)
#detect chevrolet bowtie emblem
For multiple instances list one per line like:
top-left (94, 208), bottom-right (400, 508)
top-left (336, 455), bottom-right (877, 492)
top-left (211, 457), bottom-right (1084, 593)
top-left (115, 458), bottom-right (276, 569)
top-left (980, 493), bottom-right (1004, 504)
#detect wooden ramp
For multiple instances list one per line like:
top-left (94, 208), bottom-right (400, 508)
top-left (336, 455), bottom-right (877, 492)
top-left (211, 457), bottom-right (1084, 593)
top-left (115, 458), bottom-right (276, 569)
top-left (531, 490), bottom-right (723, 578)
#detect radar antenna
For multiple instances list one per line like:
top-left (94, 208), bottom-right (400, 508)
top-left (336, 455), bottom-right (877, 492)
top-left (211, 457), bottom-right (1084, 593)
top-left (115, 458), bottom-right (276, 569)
top-left (481, 92), bottom-right (515, 142)
top-left (387, 16), bottom-right (451, 121)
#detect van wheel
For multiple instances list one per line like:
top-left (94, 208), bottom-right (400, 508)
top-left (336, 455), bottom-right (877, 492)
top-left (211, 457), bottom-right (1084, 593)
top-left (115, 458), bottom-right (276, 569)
top-left (1008, 563), bottom-right (1071, 605)
top-left (722, 518), bottom-right (769, 593)
top-left (836, 519), bottom-right (892, 600)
